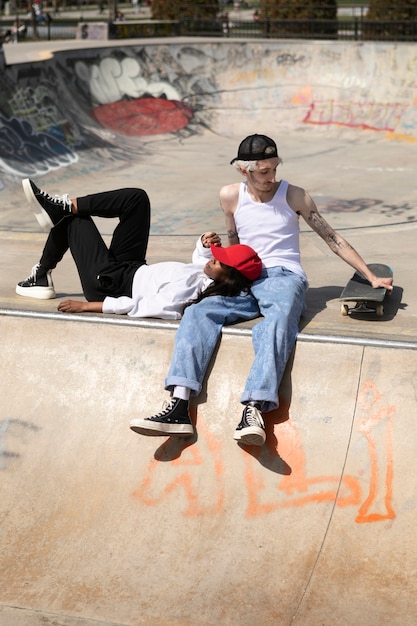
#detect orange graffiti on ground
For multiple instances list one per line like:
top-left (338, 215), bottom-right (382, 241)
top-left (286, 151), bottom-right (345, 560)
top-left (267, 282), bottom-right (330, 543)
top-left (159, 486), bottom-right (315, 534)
top-left (244, 381), bottom-right (396, 523)
top-left (244, 420), bottom-right (361, 519)
top-left (132, 381), bottom-right (396, 524)
top-left (132, 421), bottom-right (225, 517)
top-left (355, 380), bottom-right (396, 523)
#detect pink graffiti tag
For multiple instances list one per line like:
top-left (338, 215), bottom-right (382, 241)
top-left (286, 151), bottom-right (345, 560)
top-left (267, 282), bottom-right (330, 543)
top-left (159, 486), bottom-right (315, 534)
top-left (303, 100), bottom-right (408, 132)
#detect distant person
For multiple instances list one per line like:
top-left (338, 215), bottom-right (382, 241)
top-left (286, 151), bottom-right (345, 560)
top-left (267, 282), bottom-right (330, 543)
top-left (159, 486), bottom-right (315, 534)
top-left (130, 134), bottom-right (393, 443)
top-left (221, 12), bottom-right (229, 34)
top-left (16, 179), bottom-right (262, 319)
top-left (10, 18), bottom-right (27, 41)
top-left (32, 3), bottom-right (46, 22)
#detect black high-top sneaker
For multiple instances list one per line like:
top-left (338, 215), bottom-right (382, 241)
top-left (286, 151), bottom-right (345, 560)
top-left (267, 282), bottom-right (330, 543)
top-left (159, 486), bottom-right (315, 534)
top-left (16, 264), bottom-right (56, 299)
top-left (130, 397), bottom-right (193, 436)
top-left (233, 401), bottom-right (266, 446)
top-left (22, 178), bottom-right (72, 232)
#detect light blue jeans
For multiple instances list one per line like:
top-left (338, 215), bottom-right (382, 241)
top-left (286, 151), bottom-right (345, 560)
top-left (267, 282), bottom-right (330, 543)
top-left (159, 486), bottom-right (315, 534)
top-left (165, 266), bottom-right (308, 412)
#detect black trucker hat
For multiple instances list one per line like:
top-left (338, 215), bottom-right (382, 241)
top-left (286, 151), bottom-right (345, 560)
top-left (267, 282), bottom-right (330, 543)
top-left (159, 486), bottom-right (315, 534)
top-left (230, 134), bottom-right (278, 164)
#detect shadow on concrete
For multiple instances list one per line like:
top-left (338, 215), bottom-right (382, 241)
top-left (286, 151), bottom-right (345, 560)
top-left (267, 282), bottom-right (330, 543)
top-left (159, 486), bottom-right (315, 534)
top-left (303, 285), bottom-right (343, 324)
top-left (302, 284), bottom-right (403, 326)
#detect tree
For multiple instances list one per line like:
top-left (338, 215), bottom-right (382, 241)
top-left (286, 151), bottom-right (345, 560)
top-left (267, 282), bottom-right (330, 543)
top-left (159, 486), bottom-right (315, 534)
top-left (364, 0), bottom-right (417, 40)
top-left (152, 0), bottom-right (219, 20)
top-left (366, 0), bottom-right (417, 20)
top-left (259, 0), bottom-right (338, 38)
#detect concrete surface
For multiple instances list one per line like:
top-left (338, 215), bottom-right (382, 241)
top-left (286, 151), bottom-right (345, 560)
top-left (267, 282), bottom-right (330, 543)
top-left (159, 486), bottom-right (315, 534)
top-left (1, 315), bottom-right (417, 626)
top-left (0, 37), bottom-right (417, 626)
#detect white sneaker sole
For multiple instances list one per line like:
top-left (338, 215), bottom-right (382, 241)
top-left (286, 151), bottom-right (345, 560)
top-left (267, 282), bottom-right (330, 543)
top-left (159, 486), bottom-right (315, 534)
top-left (130, 418), bottom-right (194, 437)
top-left (15, 284), bottom-right (56, 300)
top-left (22, 178), bottom-right (54, 232)
top-left (233, 426), bottom-right (266, 446)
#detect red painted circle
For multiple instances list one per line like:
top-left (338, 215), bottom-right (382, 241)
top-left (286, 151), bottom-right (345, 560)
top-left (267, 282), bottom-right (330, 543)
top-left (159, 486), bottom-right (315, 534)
top-left (92, 97), bottom-right (193, 136)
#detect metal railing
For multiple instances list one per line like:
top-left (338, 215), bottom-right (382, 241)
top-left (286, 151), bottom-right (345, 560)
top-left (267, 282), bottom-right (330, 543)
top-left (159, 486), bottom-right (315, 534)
top-left (1, 15), bottom-right (416, 42)
top-left (178, 16), bottom-right (417, 40)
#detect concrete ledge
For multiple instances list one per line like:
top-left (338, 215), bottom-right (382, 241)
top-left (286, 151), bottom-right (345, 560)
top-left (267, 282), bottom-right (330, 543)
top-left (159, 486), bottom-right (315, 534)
top-left (1, 306), bottom-right (417, 351)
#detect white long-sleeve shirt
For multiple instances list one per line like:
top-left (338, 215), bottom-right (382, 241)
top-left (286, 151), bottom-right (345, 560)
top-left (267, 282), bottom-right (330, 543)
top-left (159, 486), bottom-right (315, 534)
top-left (102, 236), bottom-right (213, 320)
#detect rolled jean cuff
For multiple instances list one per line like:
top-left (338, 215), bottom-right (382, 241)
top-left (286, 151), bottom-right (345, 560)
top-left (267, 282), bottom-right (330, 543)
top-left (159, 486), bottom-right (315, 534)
top-left (240, 392), bottom-right (279, 413)
top-left (165, 376), bottom-right (201, 396)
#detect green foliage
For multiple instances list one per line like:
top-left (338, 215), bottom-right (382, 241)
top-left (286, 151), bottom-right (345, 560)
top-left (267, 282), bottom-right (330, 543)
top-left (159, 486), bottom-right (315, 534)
top-left (366, 0), bottom-right (417, 20)
top-left (260, 0), bottom-right (337, 20)
top-left (364, 0), bottom-right (417, 39)
top-left (259, 0), bottom-right (338, 36)
top-left (152, 0), bottom-right (219, 20)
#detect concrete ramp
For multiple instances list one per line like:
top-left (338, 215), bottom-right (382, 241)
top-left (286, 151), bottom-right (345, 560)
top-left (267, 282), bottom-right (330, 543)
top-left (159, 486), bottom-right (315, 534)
top-left (1, 313), bottom-right (416, 625)
top-left (1, 33), bottom-right (417, 626)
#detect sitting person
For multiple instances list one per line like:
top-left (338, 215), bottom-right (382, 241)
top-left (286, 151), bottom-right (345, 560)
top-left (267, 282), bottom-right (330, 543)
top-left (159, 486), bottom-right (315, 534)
top-left (129, 133), bottom-right (393, 443)
top-left (16, 179), bottom-right (262, 320)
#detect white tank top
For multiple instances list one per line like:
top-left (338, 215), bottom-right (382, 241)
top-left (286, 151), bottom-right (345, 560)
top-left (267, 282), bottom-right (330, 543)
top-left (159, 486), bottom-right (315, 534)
top-left (234, 180), bottom-right (307, 280)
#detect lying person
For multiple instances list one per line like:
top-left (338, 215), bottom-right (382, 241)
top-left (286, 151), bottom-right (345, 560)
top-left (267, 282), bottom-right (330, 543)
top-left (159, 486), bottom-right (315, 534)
top-left (16, 179), bottom-right (262, 319)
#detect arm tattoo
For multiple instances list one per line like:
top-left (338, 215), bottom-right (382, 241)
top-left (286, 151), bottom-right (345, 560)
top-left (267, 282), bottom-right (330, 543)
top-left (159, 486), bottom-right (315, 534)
top-left (227, 229), bottom-right (238, 239)
top-left (308, 211), bottom-right (342, 247)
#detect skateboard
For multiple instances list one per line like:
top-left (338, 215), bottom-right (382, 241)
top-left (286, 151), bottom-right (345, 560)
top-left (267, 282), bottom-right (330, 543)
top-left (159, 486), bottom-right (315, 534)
top-left (339, 263), bottom-right (393, 317)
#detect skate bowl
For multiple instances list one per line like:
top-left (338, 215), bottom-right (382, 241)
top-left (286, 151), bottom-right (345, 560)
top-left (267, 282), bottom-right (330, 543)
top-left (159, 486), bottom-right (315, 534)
top-left (1, 38), bottom-right (417, 234)
top-left (1, 36), bottom-right (417, 626)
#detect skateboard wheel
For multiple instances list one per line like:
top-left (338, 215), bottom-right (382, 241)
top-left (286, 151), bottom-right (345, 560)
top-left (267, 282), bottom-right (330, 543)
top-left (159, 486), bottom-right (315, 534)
top-left (376, 304), bottom-right (384, 317)
top-left (341, 304), bottom-right (349, 316)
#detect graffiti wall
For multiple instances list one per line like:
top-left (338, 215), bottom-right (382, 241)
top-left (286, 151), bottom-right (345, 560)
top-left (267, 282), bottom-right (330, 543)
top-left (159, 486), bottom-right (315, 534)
top-left (1, 40), bottom-right (416, 183)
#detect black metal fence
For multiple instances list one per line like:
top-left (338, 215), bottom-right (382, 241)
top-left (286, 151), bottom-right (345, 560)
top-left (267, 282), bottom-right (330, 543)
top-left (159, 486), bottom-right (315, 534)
top-left (178, 16), bottom-right (417, 40)
top-left (1, 15), bottom-right (417, 42)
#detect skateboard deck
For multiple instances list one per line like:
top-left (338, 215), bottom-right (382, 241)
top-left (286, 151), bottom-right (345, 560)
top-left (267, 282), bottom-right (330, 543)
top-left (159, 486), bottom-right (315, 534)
top-left (339, 263), bottom-right (393, 317)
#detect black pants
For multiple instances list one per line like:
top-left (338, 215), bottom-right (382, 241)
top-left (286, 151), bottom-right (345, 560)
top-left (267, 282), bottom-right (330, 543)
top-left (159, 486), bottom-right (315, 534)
top-left (40, 188), bottom-right (150, 301)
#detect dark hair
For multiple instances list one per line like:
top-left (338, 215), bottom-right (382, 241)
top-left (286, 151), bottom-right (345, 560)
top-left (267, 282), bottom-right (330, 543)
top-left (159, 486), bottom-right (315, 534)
top-left (184, 263), bottom-right (253, 310)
